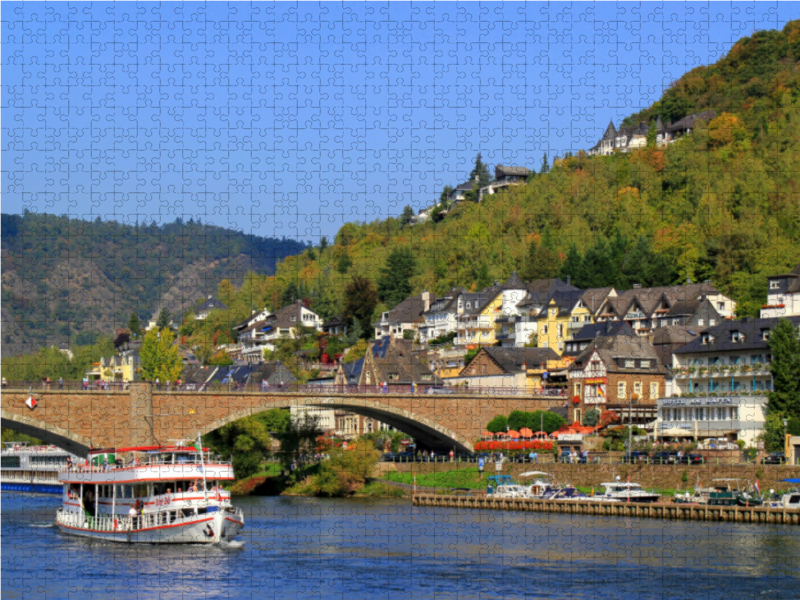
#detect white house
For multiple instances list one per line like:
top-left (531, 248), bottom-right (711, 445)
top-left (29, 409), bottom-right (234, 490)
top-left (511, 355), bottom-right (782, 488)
top-left (761, 262), bottom-right (800, 318)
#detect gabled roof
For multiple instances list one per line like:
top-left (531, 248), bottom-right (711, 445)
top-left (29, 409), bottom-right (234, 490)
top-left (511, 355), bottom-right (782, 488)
top-left (454, 181), bottom-right (474, 192)
top-left (477, 346), bottom-right (560, 374)
top-left (666, 110), bottom-right (716, 132)
top-left (608, 282), bottom-right (721, 319)
top-left (580, 287), bottom-right (615, 313)
top-left (322, 315), bottom-right (345, 328)
top-left (569, 335), bottom-right (663, 374)
top-left (518, 279), bottom-right (580, 308)
top-left (572, 321), bottom-right (635, 341)
top-left (673, 316), bottom-right (800, 354)
top-left (651, 325), bottom-right (701, 346)
top-left (502, 271), bottom-right (525, 290)
top-left (196, 298), bottom-right (228, 313)
top-left (343, 357), bottom-right (364, 380)
top-left (423, 288), bottom-right (467, 315)
top-left (365, 338), bottom-right (441, 385)
top-left (381, 294), bottom-right (432, 325)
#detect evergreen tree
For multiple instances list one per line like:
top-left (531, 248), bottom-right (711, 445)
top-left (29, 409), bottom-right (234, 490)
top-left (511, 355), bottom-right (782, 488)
top-left (128, 312), bottom-right (141, 337)
top-left (767, 319), bottom-right (800, 417)
top-left (581, 238), bottom-right (617, 288)
top-left (156, 307), bottom-right (172, 330)
top-left (646, 121), bottom-right (657, 148)
top-left (335, 251), bottom-right (353, 274)
top-left (559, 243), bottom-right (585, 286)
top-left (540, 153), bottom-right (550, 174)
top-left (282, 281), bottom-right (300, 306)
top-left (342, 276), bottom-right (378, 339)
top-left (377, 247), bottom-right (416, 308)
top-left (469, 153), bottom-right (492, 189)
top-left (399, 205), bottom-right (415, 227)
top-left (475, 262), bottom-right (492, 290)
top-left (319, 236), bottom-right (328, 252)
top-left (439, 185), bottom-right (454, 204)
top-left (523, 232), bottom-right (561, 281)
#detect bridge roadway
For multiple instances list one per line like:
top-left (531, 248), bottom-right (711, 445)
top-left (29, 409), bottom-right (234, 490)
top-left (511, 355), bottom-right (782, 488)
top-left (2, 383), bottom-right (563, 456)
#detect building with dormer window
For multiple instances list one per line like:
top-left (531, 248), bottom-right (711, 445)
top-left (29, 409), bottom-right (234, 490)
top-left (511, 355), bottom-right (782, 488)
top-left (761, 262), bottom-right (800, 318)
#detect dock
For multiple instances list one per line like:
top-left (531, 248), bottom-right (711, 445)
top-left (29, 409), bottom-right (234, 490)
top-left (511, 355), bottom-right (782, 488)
top-left (412, 494), bottom-right (800, 525)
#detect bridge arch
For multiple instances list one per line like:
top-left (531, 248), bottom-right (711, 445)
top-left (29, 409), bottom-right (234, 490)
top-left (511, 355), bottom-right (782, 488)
top-left (197, 397), bottom-right (474, 454)
top-left (1, 409), bottom-right (92, 456)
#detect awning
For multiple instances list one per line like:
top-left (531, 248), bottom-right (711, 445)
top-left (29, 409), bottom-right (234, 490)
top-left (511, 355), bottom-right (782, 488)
top-left (548, 369), bottom-right (569, 377)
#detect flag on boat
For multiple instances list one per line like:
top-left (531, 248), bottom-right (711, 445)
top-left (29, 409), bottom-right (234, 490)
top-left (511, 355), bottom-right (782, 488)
top-left (755, 480), bottom-right (760, 496)
top-left (25, 397), bottom-right (37, 410)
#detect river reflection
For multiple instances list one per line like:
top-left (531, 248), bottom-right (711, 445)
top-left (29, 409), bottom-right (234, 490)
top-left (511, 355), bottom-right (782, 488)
top-left (3, 492), bottom-right (799, 599)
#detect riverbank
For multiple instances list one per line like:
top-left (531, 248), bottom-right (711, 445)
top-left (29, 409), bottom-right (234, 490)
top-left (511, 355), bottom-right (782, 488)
top-left (379, 461), bottom-right (800, 494)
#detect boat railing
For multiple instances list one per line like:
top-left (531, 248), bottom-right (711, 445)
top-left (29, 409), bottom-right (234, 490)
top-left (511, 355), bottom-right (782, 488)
top-left (56, 509), bottom-right (133, 532)
top-left (62, 458), bottom-right (232, 473)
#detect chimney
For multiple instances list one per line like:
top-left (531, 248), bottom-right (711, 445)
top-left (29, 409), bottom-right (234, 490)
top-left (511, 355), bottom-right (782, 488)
top-left (208, 294), bottom-right (212, 299)
top-left (566, 275), bottom-right (571, 285)
top-left (421, 290), bottom-right (431, 311)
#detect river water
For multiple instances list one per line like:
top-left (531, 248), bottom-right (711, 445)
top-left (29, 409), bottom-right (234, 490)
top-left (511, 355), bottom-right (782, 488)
top-left (2, 492), bottom-right (800, 600)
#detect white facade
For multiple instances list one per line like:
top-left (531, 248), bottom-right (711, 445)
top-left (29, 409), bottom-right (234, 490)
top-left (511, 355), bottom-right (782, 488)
top-left (671, 350), bottom-right (773, 396)
top-left (568, 351), bottom-right (608, 406)
top-left (656, 395), bottom-right (767, 444)
top-left (761, 275), bottom-right (800, 318)
top-left (290, 405), bottom-right (336, 433)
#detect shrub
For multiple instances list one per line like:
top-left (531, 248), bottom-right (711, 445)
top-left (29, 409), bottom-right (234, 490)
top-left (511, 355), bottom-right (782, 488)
top-left (583, 409), bottom-right (601, 427)
top-left (486, 415), bottom-right (508, 433)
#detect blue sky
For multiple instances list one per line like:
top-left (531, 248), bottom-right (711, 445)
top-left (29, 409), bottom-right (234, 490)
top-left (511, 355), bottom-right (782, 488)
top-left (3, 2), bottom-right (798, 242)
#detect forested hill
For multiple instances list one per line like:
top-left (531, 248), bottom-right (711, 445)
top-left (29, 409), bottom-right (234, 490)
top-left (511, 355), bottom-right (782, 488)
top-left (251, 21), bottom-right (800, 325)
top-left (0, 213), bottom-right (308, 356)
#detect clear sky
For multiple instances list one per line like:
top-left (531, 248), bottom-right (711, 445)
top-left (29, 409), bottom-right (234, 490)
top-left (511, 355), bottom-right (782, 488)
top-left (3, 2), bottom-right (798, 243)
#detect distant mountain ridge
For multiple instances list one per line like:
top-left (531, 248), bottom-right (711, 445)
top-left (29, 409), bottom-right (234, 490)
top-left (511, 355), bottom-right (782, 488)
top-left (1, 213), bottom-right (308, 356)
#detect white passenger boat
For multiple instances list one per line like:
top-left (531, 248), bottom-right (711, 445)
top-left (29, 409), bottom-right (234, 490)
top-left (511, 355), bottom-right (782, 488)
top-left (518, 471), bottom-right (559, 498)
top-left (54, 444), bottom-right (245, 544)
top-left (596, 477), bottom-right (660, 503)
top-left (2, 442), bottom-right (82, 494)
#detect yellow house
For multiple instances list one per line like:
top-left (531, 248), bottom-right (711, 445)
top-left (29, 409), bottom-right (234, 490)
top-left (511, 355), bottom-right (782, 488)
top-left (536, 290), bottom-right (595, 354)
top-left (86, 352), bottom-right (139, 382)
top-left (455, 290), bottom-right (503, 347)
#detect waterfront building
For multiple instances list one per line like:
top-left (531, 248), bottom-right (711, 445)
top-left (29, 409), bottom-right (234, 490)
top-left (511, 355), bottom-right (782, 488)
top-left (568, 335), bottom-right (666, 427)
top-left (656, 395), bottom-right (767, 445)
top-left (670, 316), bottom-right (800, 396)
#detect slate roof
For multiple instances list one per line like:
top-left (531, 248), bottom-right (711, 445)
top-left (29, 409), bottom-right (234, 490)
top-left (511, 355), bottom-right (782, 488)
top-left (364, 337), bottom-right (441, 385)
top-left (673, 316), bottom-right (800, 354)
top-left (454, 181), bottom-right (474, 192)
top-left (572, 321), bottom-right (636, 341)
top-left (604, 282), bottom-right (720, 319)
top-left (381, 294), bottom-right (431, 324)
top-left (196, 298), bottom-right (228, 313)
top-left (651, 325), bottom-right (701, 346)
top-left (494, 165), bottom-right (530, 179)
top-left (518, 279), bottom-right (580, 308)
top-left (767, 262), bottom-right (800, 294)
top-left (569, 335), bottom-right (664, 374)
top-left (666, 110), bottom-right (716, 133)
top-left (601, 120), bottom-right (617, 140)
top-left (480, 346), bottom-right (560, 373)
top-left (580, 287), bottom-right (615, 313)
top-left (423, 288), bottom-right (467, 315)
top-left (343, 357), bottom-right (364, 382)
top-left (501, 271), bottom-right (525, 290)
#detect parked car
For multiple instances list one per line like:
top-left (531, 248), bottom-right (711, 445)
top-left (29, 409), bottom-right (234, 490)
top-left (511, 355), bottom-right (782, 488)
top-left (762, 452), bottom-right (787, 465)
top-left (652, 451), bottom-right (678, 465)
top-left (622, 451), bottom-right (649, 464)
top-left (425, 386), bottom-right (456, 395)
top-left (677, 453), bottom-right (705, 465)
top-left (381, 452), bottom-right (397, 462)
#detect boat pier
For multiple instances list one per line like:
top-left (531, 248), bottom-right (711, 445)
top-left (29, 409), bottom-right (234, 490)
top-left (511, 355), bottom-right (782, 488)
top-left (413, 494), bottom-right (800, 525)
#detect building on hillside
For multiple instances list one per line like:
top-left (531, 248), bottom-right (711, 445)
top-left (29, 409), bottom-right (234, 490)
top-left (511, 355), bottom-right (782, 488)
top-left (656, 395), bottom-right (767, 445)
top-left (761, 262), bottom-right (800, 318)
top-left (650, 326), bottom-right (701, 369)
top-left (248, 361), bottom-right (298, 388)
top-left (427, 348), bottom-right (467, 379)
top-left (333, 357), bottom-right (364, 386)
top-left (587, 111), bottom-right (717, 156)
top-left (374, 292), bottom-right (433, 340)
top-left (670, 316), bottom-right (800, 397)
top-left (145, 306), bottom-right (175, 332)
top-left (194, 296), bottom-right (228, 320)
top-left (85, 350), bottom-right (140, 383)
top-left (594, 282), bottom-right (735, 336)
top-left (568, 335), bottom-right (667, 426)
top-left (447, 346), bottom-right (563, 392)
top-left (449, 176), bottom-right (478, 203)
top-left (359, 337), bottom-right (441, 389)
top-left (563, 321), bottom-right (636, 361)
top-left (237, 301), bottom-right (321, 364)
top-left (418, 288), bottom-right (466, 344)
top-left (478, 165), bottom-right (531, 200)
top-left (456, 274), bottom-right (528, 348)
top-left (322, 315), bottom-right (348, 336)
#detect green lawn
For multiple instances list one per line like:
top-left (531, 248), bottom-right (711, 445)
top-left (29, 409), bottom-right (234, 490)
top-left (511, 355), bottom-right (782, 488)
top-left (383, 468), bottom-right (489, 490)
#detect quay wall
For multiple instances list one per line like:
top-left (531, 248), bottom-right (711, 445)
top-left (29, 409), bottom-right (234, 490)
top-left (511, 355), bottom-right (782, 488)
top-left (379, 461), bottom-right (800, 492)
top-left (412, 494), bottom-right (800, 525)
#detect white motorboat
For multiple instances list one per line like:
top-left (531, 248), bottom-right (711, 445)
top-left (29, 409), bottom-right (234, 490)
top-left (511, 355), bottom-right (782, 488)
top-left (54, 443), bottom-right (244, 544)
top-left (486, 475), bottom-right (529, 498)
top-left (518, 471), bottom-right (558, 498)
top-left (597, 477), bottom-right (660, 503)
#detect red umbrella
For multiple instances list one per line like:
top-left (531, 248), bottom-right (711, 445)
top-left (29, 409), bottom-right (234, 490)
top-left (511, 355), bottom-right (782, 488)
top-left (507, 430), bottom-right (521, 438)
top-left (519, 427), bottom-right (533, 438)
top-left (482, 431), bottom-right (494, 437)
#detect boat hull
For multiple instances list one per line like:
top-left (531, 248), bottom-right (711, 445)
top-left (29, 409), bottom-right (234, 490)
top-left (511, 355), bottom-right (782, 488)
top-left (55, 511), bottom-right (242, 544)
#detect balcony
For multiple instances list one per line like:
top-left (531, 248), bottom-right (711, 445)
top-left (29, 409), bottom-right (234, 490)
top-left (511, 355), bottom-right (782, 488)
top-left (568, 321), bottom-right (587, 330)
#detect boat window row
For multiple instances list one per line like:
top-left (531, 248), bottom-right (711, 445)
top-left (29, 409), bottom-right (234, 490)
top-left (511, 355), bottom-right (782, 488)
top-left (68, 481), bottom-right (224, 499)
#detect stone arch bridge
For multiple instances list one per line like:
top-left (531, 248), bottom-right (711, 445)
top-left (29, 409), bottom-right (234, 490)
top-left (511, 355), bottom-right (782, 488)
top-left (2, 384), bottom-right (564, 456)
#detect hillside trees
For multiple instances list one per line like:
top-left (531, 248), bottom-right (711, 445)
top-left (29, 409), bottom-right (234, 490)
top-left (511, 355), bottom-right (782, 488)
top-left (343, 276), bottom-right (378, 339)
top-left (377, 247), bottom-right (416, 308)
top-left (767, 319), bottom-right (800, 417)
top-left (139, 328), bottom-right (183, 382)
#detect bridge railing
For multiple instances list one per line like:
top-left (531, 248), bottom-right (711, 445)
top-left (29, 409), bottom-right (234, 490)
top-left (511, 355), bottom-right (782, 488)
top-left (4, 380), bottom-right (568, 397)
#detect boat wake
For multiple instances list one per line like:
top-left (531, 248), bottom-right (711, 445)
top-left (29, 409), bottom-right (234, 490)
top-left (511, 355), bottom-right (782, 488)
top-left (220, 539), bottom-right (246, 549)
top-left (29, 523), bottom-right (55, 528)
